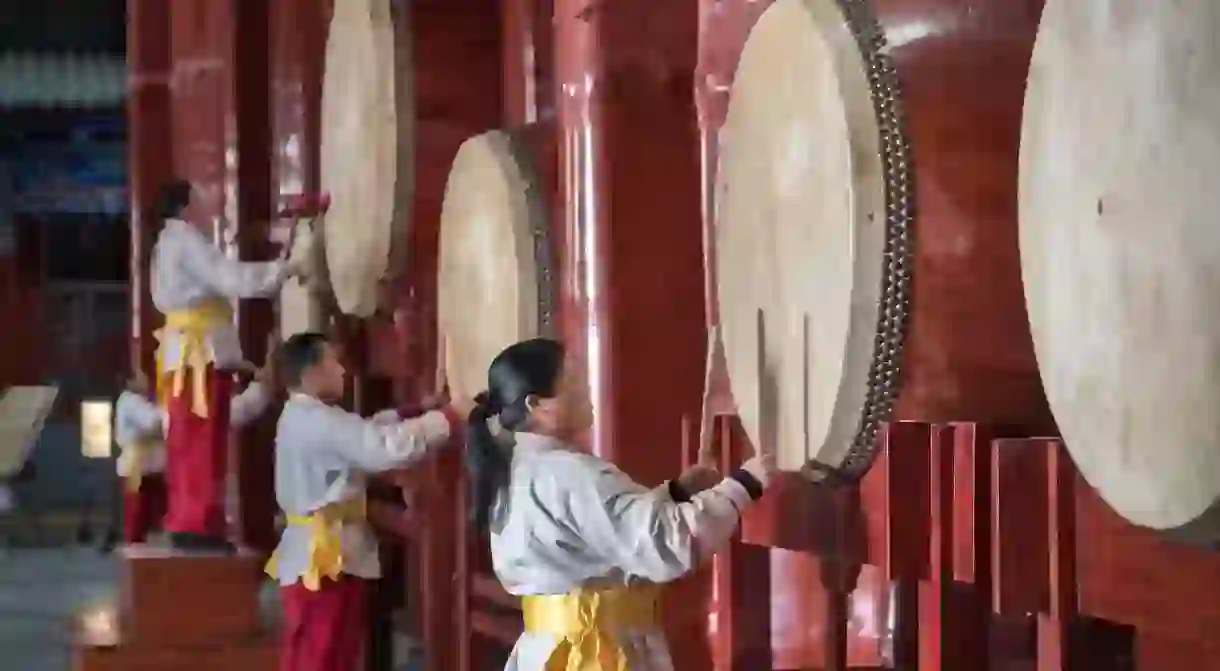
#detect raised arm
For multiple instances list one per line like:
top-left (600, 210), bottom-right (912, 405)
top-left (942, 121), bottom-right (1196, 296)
top-left (180, 231), bottom-right (289, 299)
top-left (116, 392), bottom-right (166, 440)
top-left (324, 405), bottom-right (460, 473)
top-left (230, 382), bottom-right (273, 428)
top-left (568, 456), bottom-right (767, 584)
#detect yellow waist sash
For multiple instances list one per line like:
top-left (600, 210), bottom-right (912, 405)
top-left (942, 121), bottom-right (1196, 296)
top-left (154, 298), bottom-right (234, 418)
top-left (264, 495), bottom-right (367, 591)
top-left (522, 584), bottom-right (661, 671)
top-left (123, 438), bottom-right (162, 493)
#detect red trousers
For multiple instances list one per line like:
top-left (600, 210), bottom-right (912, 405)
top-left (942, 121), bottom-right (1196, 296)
top-left (280, 576), bottom-right (368, 671)
top-left (121, 473), bottom-right (168, 544)
top-left (163, 365), bottom-right (233, 537)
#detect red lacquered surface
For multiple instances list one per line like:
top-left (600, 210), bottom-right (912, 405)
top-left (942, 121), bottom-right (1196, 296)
top-left (988, 436), bottom-right (1220, 669)
top-left (554, 0), bottom-right (706, 475)
top-left (156, 0), bottom-right (279, 550)
top-left (380, 3), bottom-right (504, 669)
top-left (874, 0), bottom-right (1051, 428)
top-left (126, 0), bottom-right (172, 382)
top-left (553, 1), bottom-right (710, 665)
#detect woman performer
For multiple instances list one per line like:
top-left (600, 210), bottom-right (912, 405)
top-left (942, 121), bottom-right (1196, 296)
top-left (467, 338), bottom-right (776, 671)
top-left (266, 332), bottom-right (474, 671)
top-left (115, 362), bottom-right (278, 544)
top-left (149, 178), bottom-right (304, 551)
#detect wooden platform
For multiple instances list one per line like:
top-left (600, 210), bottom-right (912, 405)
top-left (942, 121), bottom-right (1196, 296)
top-left (72, 545), bottom-right (277, 670)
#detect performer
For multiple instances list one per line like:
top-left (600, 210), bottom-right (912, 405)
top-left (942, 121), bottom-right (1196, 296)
top-left (149, 178), bottom-right (303, 551)
top-left (465, 338), bottom-right (775, 671)
top-left (116, 365), bottom-right (277, 544)
top-left (266, 332), bottom-right (473, 671)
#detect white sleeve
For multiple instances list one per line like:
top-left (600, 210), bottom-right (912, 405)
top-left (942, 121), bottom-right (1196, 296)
top-left (369, 409), bottom-right (402, 425)
top-left (323, 407), bottom-right (454, 473)
top-left (119, 393), bottom-right (165, 438)
top-left (180, 232), bottom-right (288, 299)
top-left (572, 461), bottom-right (753, 584)
top-left (230, 382), bottom-right (272, 428)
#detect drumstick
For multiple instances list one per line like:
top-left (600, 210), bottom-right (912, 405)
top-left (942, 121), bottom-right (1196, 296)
top-left (435, 333), bottom-right (449, 398)
top-left (803, 312), bottom-right (810, 464)
top-left (755, 307), bottom-right (772, 460)
top-left (697, 325), bottom-right (721, 467)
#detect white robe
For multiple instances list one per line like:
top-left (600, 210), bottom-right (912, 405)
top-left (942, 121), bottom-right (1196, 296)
top-left (268, 393), bottom-right (454, 586)
top-left (150, 218), bottom-right (288, 372)
top-left (114, 383), bottom-right (273, 477)
top-left (491, 432), bottom-right (752, 671)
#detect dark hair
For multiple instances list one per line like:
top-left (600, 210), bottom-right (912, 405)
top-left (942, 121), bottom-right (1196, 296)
top-left (467, 338), bottom-right (565, 530)
top-left (155, 179), bottom-right (192, 220)
top-left (276, 332), bottom-right (330, 389)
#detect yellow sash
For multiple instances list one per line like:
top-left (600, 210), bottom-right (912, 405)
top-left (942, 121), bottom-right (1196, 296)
top-left (154, 298), bottom-right (234, 418)
top-left (522, 584), bottom-right (661, 671)
top-left (123, 437), bottom-right (162, 493)
top-left (265, 495), bottom-right (367, 591)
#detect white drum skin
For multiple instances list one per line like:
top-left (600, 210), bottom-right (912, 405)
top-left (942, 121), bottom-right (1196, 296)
top-left (320, 0), bottom-right (412, 318)
top-left (715, 0), bottom-right (887, 472)
top-left (437, 130), bottom-right (547, 401)
top-left (1020, 0), bottom-right (1220, 539)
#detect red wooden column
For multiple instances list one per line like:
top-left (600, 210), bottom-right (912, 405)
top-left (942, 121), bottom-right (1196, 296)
top-left (554, 0), bottom-right (708, 667)
top-left (127, 0), bottom-right (173, 378)
top-left (553, 0), bottom-right (705, 484)
top-left (270, 0), bottom-right (326, 201)
top-left (170, 0), bottom-right (278, 551)
top-left (264, 0), bottom-right (330, 556)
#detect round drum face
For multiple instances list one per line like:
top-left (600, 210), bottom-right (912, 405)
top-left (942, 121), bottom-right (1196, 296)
top-left (321, 0), bottom-right (411, 317)
top-left (716, 0), bottom-right (886, 472)
top-left (438, 131), bottom-right (542, 400)
top-left (1020, 0), bottom-right (1220, 533)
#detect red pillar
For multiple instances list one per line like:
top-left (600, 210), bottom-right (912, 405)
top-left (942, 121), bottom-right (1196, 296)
top-left (127, 0), bottom-right (173, 379)
top-left (554, 1), bottom-right (709, 667)
top-left (169, 0), bottom-right (277, 551)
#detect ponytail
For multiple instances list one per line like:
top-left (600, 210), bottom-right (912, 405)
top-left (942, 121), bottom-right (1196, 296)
top-left (462, 337), bottom-right (565, 530)
top-left (464, 392), bottom-right (512, 530)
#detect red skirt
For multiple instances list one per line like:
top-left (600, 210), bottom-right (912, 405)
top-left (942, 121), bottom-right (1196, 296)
top-left (121, 472), bottom-right (168, 544)
top-left (279, 575), bottom-right (368, 671)
top-left (162, 364), bottom-right (233, 538)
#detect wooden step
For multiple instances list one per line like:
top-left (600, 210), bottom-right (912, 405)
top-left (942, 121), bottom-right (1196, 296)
top-left (72, 635), bottom-right (277, 671)
top-left (72, 597), bottom-right (277, 671)
top-left (120, 544), bottom-right (266, 647)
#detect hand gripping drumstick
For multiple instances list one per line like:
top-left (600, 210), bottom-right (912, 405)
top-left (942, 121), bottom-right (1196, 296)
top-left (276, 192), bottom-right (331, 264)
top-left (270, 192), bottom-right (331, 339)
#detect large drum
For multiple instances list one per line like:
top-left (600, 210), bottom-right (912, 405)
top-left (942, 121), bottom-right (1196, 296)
top-left (1019, 0), bottom-right (1220, 542)
top-left (701, 0), bottom-right (1049, 662)
top-left (316, 0), bottom-right (413, 319)
top-left (436, 128), bottom-right (557, 400)
top-left (710, 0), bottom-right (1053, 479)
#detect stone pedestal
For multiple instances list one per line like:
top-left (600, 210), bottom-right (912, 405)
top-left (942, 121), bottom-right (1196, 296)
top-left (72, 545), bottom-right (277, 670)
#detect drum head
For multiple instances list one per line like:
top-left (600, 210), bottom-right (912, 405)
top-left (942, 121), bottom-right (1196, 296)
top-left (716, 0), bottom-right (889, 473)
top-left (1020, 0), bottom-right (1220, 535)
top-left (320, 0), bottom-right (412, 317)
top-left (438, 131), bottom-right (547, 400)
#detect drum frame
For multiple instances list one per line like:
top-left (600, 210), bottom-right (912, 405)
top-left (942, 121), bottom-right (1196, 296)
top-left (719, 0), bottom-right (915, 479)
top-left (504, 129), bottom-right (558, 337)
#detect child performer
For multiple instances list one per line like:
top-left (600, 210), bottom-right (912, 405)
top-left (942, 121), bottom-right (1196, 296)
top-left (266, 332), bottom-right (474, 671)
top-left (149, 179), bottom-right (305, 551)
top-left (115, 363), bottom-right (278, 544)
top-left (465, 338), bottom-right (776, 671)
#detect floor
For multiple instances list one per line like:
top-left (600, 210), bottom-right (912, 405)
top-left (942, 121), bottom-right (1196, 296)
top-left (0, 546), bottom-right (422, 671)
top-left (0, 547), bottom-right (116, 671)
